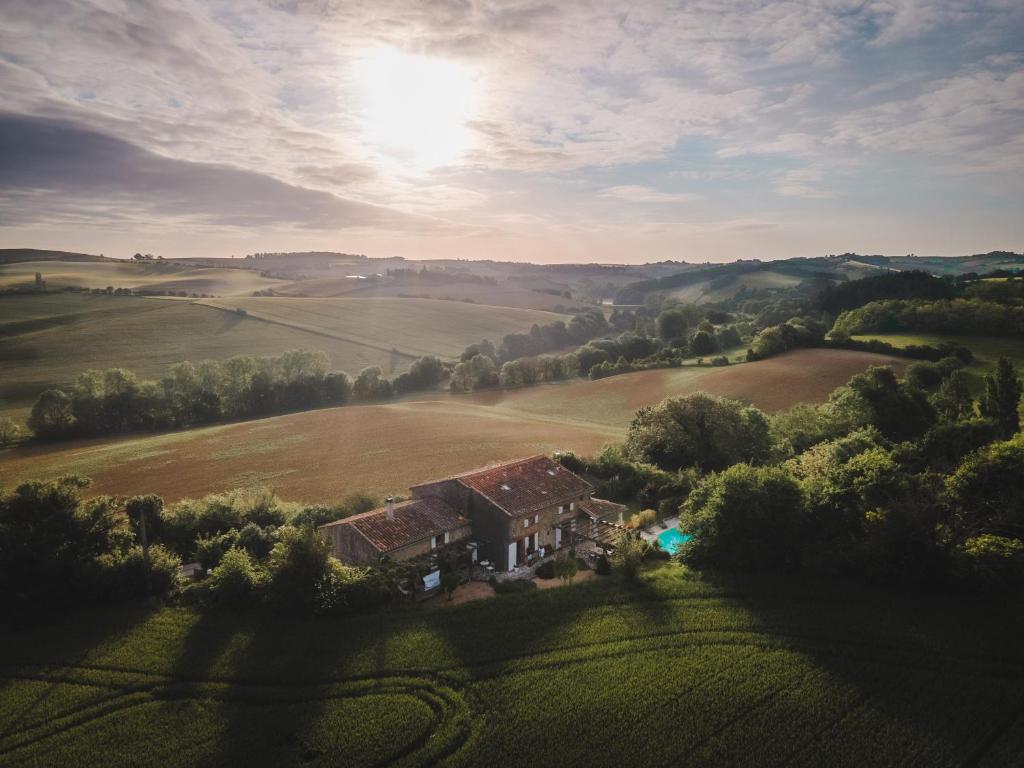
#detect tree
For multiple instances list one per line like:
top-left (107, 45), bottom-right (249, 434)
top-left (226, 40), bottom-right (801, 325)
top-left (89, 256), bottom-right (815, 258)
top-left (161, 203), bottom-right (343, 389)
top-left (267, 525), bottom-right (339, 610)
top-left (353, 366), bottom-right (392, 401)
top-left (624, 393), bottom-right (773, 472)
top-left (978, 357), bottom-right (1022, 438)
top-left (656, 307), bottom-right (689, 342)
top-left (689, 329), bottom-right (717, 356)
top-left (931, 369), bottom-right (975, 422)
top-left (946, 433), bottom-right (1024, 541)
top-left (610, 533), bottom-right (649, 582)
top-left (678, 464), bottom-right (805, 571)
top-left (28, 388), bottom-right (75, 438)
top-left (0, 416), bottom-right (20, 446)
top-left (125, 494), bottom-right (163, 594)
top-left (208, 547), bottom-right (263, 606)
top-left (844, 366), bottom-right (935, 441)
top-left (441, 570), bottom-right (460, 601)
top-left (553, 549), bottom-right (579, 583)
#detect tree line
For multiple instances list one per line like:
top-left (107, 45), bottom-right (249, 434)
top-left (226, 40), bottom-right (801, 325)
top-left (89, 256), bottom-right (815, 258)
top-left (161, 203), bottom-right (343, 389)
top-left (27, 350), bottom-right (446, 440)
top-left (833, 298), bottom-right (1024, 336)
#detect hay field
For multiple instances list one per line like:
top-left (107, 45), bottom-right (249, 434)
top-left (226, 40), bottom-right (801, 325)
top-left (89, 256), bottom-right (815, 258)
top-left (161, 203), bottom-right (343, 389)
top-left (0, 260), bottom-right (286, 296)
top-left (0, 349), bottom-right (908, 502)
top-left (198, 297), bottom-right (567, 358)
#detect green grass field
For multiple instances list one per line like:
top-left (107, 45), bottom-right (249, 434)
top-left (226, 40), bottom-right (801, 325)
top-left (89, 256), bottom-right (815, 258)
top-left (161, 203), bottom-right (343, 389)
top-left (2, 563), bottom-right (1022, 767)
top-left (0, 260), bottom-right (288, 297)
top-left (668, 270), bottom-right (801, 304)
top-left (852, 333), bottom-right (1024, 372)
top-left (198, 297), bottom-right (566, 359)
top-left (0, 294), bottom-right (565, 423)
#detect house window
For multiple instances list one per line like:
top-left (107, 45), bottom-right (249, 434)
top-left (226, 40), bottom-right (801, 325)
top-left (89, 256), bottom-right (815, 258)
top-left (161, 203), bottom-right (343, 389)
top-left (430, 535), bottom-right (439, 550)
top-left (558, 504), bottom-right (569, 515)
top-left (523, 518), bottom-right (529, 528)
top-left (569, 502), bottom-right (575, 512)
top-left (533, 514), bottom-right (539, 525)
top-left (443, 531), bottom-right (450, 544)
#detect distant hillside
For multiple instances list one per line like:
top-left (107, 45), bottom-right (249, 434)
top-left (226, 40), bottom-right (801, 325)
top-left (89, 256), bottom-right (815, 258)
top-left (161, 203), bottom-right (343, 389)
top-left (0, 248), bottom-right (107, 264)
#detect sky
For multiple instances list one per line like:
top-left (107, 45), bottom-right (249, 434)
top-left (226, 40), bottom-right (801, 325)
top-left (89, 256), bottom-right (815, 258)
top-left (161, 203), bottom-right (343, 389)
top-left (0, 0), bottom-right (1022, 263)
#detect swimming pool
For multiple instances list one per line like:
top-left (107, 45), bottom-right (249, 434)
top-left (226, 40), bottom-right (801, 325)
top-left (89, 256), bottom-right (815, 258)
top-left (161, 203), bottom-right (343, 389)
top-left (656, 527), bottom-right (692, 554)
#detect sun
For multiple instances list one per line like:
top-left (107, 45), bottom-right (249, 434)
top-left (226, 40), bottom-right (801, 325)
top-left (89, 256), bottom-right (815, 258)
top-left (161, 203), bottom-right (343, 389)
top-left (352, 47), bottom-right (479, 170)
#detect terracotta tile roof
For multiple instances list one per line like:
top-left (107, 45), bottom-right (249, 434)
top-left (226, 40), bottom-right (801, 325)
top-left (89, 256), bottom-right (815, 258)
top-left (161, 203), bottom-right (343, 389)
top-left (451, 455), bottom-right (593, 517)
top-left (579, 497), bottom-right (627, 521)
top-left (320, 497), bottom-right (468, 554)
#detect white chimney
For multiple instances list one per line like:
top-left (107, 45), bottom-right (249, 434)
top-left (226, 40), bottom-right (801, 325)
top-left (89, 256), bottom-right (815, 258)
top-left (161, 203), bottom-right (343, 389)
top-left (386, 496), bottom-right (395, 521)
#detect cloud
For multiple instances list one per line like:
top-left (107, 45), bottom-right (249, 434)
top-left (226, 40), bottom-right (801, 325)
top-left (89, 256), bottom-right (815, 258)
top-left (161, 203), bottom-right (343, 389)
top-left (0, 113), bottom-right (438, 231)
top-left (600, 185), bottom-right (703, 204)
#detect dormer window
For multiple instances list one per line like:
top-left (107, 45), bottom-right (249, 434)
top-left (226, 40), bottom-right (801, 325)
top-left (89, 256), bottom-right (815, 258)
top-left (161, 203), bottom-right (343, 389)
top-left (500, 483), bottom-right (511, 491)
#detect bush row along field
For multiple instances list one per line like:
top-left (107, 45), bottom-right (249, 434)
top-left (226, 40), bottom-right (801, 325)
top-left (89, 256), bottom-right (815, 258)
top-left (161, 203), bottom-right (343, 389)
top-left (0, 295), bottom-right (565, 422)
top-left (197, 296), bottom-right (567, 359)
top-left (852, 333), bottom-right (1024, 373)
top-left (0, 260), bottom-right (289, 296)
top-left (0, 349), bottom-right (910, 502)
top-left (2, 564), bottom-right (1023, 767)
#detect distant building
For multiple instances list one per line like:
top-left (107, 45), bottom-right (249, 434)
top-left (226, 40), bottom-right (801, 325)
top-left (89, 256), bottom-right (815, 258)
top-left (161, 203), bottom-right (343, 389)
top-left (320, 456), bottom-right (625, 572)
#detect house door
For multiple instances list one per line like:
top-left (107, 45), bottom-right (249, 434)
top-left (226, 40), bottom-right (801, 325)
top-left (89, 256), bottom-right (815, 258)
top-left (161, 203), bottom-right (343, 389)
top-left (555, 527), bottom-right (562, 549)
top-left (507, 542), bottom-right (517, 572)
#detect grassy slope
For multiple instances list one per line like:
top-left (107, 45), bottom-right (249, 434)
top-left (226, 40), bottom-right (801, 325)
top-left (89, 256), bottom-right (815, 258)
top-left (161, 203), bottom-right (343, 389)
top-left (0, 295), bottom-right (567, 423)
top-left (0, 298), bottom-right (400, 422)
top-left (0, 260), bottom-right (287, 296)
top-left (668, 270), bottom-right (802, 303)
top-left (0, 349), bottom-right (909, 502)
top-left (198, 297), bottom-right (567, 359)
top-left (2, 564), bottom-right (1022, 767)
top-left (852, 333), bottom-right (1024, 373)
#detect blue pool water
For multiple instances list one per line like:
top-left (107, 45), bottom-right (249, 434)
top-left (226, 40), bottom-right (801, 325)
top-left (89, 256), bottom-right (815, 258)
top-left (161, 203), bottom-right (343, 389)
top-left (657, 528), bottom-right (692, 554)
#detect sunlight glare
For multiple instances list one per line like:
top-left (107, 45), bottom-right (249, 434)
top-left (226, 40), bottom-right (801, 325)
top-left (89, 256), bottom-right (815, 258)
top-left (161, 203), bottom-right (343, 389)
top-left (352, 47), bottom-right (479, 170)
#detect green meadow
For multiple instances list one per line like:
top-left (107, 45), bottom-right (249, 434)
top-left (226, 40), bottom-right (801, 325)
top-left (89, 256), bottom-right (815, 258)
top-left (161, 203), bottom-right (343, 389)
top-left (2, 563), bottom-right (1022, 767)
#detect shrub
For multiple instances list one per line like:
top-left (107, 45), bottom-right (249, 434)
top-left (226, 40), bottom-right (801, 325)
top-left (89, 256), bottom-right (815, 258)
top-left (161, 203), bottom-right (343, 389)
top-left (0, 416), bottom-right (21, 446)
top-left (595, 554), bottom-right (612, 575)
top-left (554, 550), bottom-right (579, 583)
top-left (953, 535), bottom-right (1024, 589)
top-left (626, 508), bottom-right (657, 530)
top-left (207, 547), bottom-right (263, 606)
top-left (535, 560), bottom-right (556, 579)
top-left (611, 533), bottom-right (650, 582)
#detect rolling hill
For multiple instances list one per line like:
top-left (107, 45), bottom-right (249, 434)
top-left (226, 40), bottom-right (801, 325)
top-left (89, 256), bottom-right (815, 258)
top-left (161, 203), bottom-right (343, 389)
top-left (0, 348), bottom-right (909, 502)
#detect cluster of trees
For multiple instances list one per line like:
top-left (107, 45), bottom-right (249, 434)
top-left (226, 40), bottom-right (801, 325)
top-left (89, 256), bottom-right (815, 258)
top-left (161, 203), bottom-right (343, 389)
top-left (462, 309), bottom-right (614, 366)
top-left (0, 477), bottom-right (182, 612)
top-left (747, 317), bottom-right (826, 360)
top-left (627, 358), bottom-right (1024, 588)
top-left (27, 350), bottom-right (448, 440)
top-left (833, 298), bottom-right (1024, 336)
top-left (0, 478), bottom-right (410, 616)
top-left (28, 350), bottom-right (353, 439)
top-left (818, 270), bottom-right (957, 314)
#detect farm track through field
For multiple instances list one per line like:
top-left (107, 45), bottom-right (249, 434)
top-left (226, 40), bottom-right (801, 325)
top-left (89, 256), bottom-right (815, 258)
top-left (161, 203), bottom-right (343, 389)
top-left (0, 670), bottom-right (474, 768)
top-left (200, 302), bottom-right (421, 361)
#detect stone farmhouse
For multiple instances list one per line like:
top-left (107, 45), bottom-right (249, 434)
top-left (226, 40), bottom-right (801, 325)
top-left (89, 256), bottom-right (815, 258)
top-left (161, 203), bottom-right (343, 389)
top-left (320, 455), bottom-right (626, 572)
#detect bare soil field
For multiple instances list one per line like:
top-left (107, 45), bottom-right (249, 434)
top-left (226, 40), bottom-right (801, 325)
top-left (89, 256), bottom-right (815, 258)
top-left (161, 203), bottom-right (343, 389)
top-left (0, 348), bottom-right (908, 502)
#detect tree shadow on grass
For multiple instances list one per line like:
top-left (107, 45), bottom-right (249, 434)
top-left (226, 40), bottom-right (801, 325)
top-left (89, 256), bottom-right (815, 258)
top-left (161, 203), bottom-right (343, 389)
top-left (694, 569), bottom-right (1024, 764)
top-left (0, 601), bottom-right (161, 739)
